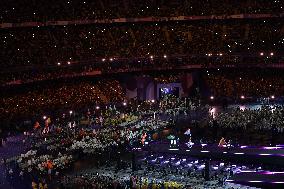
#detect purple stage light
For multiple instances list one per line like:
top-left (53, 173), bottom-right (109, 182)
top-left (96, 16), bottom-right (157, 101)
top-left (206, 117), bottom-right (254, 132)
top-left (201, 150), bottom-right (210, 153)
top-left (272, 172), bottom-right (284, 174)
top-left (169, 148), bottom-right (179, 151)
top-left (263, 171), bottom-right (284, 174)
top-left (151, 158), bottom-right (157, 162)
top-left (259, 153), bottom-right (272, 156)
top-left (175, 161), bottom-right (181, 165)
top-left (225, 179), bottom-right (234, 182)
top-left (234, 152), bottom-right (244, 155)
top-left (241, 170), bottom-right (256, 173)
top-left (213, 166), bottom-right (219, 170)
top-left (262, 146), bottom-right (282, 150)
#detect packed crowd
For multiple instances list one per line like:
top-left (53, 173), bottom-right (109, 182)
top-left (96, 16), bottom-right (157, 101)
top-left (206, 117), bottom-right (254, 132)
top-left (209, 105), bottom-right (284, 133)
top-left (154, 74), bottom-right (181, 84)
top-left (11, 95), bottom-right (284, 174)
top-left (2, 97), bottom-right (187, 187)
top-left (205, 69), bottom-right (284, 98)
top-left (0, 64), bottom-right (100, 86)
top-left (62, 153), bottom-right (259, 189)
top-left (3, 68), bottom-right (284, 123)
top-left (0, 19), bottom-right (282, 85)
top-left (2, 94), bottom-right (284, 188)
top-left (0, 0), bottom-right (283, 23)
top-left (1, 1), bottom-right (284, 188)
top-left (0, 1), bottom-right (283, 86)
top-left (64, 173), bottom-right (130, 189)
top-left (1, 21), bottom-right (282, 68)
top-left (1, 96), bottom-right (250, 189)
top-left (0, 79), bottom-right (124, 120)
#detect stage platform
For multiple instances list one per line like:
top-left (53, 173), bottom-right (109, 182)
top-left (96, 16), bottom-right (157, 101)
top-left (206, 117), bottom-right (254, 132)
top-left (227, 171), bottom-right (284, 188)
top-left (143, 142), bottom-right (284, 188)
top-left (145, 142), bottom-right (284, 166)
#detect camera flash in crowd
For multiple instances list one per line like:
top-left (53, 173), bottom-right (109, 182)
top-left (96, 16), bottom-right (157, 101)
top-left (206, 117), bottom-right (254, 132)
top-left (271, 95), bottom-right (275, 99)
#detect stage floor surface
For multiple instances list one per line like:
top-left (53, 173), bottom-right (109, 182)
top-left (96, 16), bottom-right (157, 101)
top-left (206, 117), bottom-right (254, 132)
top-left (143, 142), bottom-right (284, 188)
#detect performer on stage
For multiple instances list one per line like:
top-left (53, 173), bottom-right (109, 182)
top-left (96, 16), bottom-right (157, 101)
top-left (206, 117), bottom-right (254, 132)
top-left (218, 137), bottom-right (227, 147)
top-left (185, 128), bottom-right (194, 147)
top-left (141, 132), bottom-right (147, 146)
top-left (184, 128), bottom-right (191, 138)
